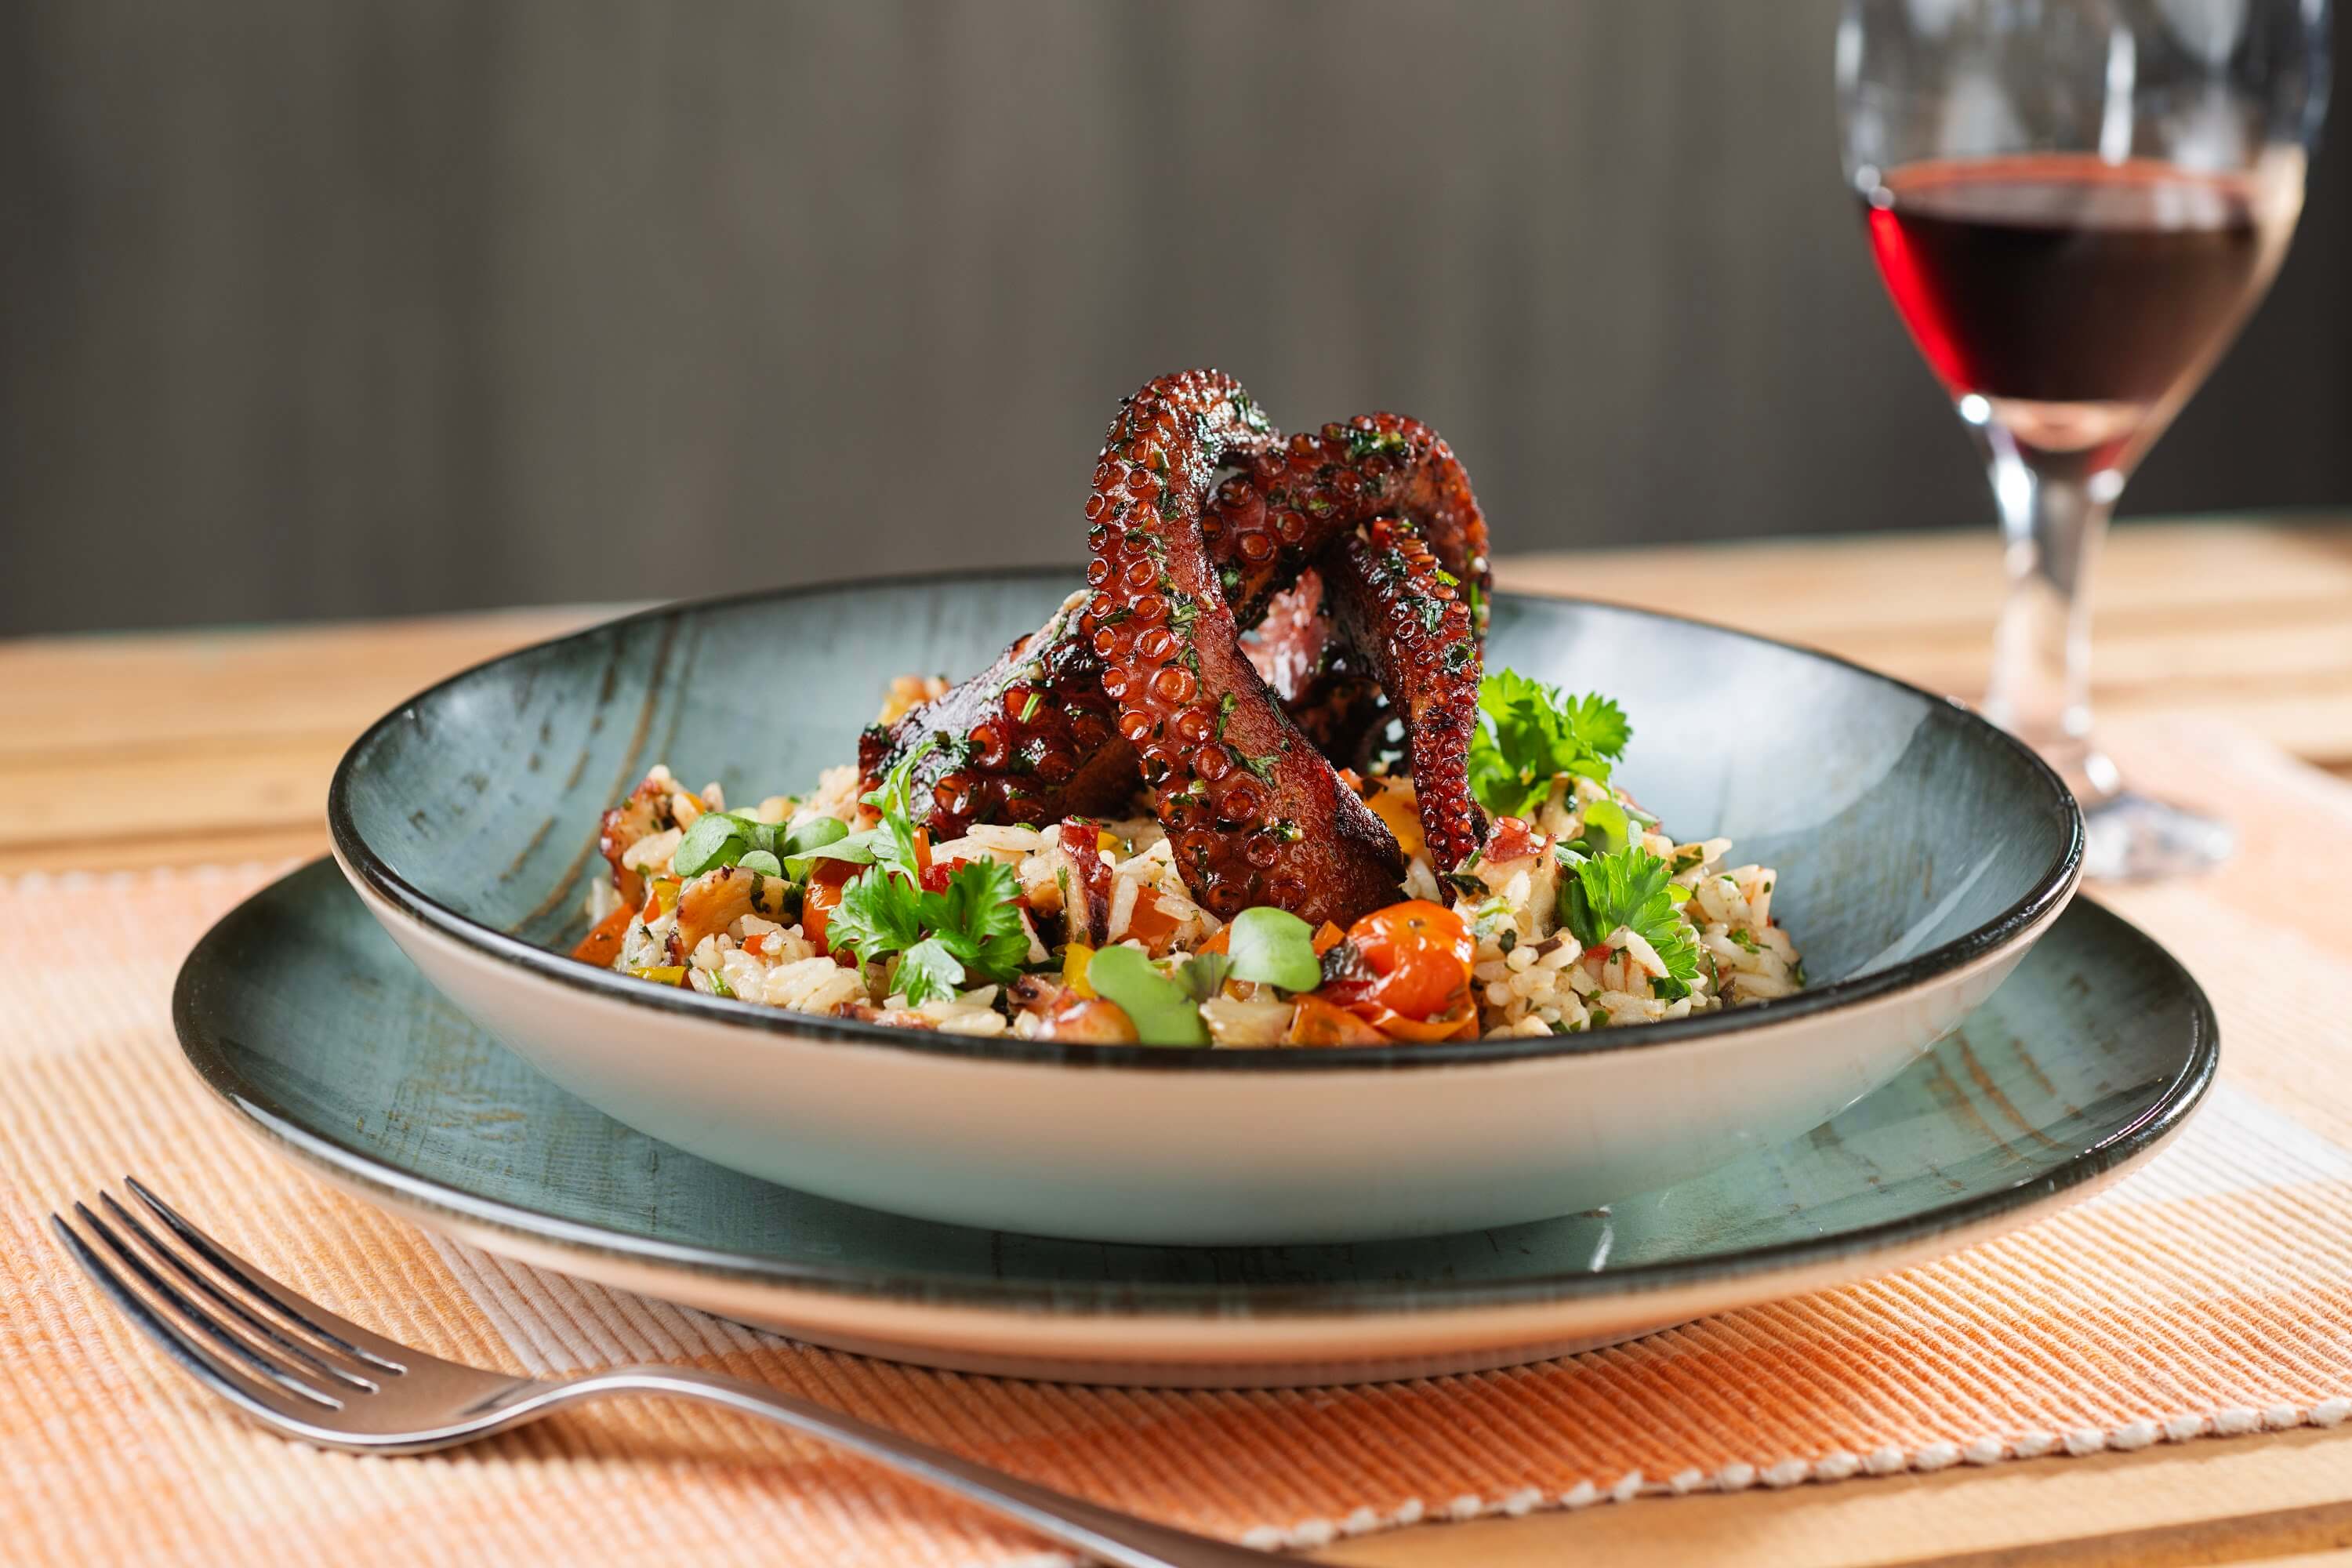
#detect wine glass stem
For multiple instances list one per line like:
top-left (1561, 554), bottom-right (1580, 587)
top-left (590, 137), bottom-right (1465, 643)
top-left (1978, 434), bottom-right (2121, 802)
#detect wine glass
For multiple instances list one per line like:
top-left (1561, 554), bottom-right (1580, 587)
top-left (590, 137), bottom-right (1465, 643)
top-left (1837, 0), bottom-right (2328, 879)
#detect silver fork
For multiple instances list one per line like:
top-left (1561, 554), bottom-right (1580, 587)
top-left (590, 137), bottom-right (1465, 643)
top-left (53, 1179), bottom-right (1287, 1568)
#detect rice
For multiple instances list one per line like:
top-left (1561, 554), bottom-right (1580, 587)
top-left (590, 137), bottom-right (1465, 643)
top-left (575, 679), bottom-right (1805, 1045)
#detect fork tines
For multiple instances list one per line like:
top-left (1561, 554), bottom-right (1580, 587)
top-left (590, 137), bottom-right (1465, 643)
top-left (51, 1179), bottom-right (406, 1424)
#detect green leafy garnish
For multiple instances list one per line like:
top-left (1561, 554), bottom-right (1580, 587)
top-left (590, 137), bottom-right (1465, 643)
top-left (1174, 952), bottom-right (1232, 1003)
top-left (1084, 945), bottom-right (1210, 1047)
top-left (1465, 670), bottom-right (1632, 819)
top-left (896, 938), bottom-right (967, 1007)
top-left (844, 735), bottom-right (938, 877)
top-left (1559, 845), bottom-right (1701, 1000)
top-left (918, 857), bottom-right (1029, 989)
top-left (675, 808), bottom-right (855, 881)
top-left (772, 815), bottom-right (849, 876)
top-left (672, 811), bottom-right (753, 878)
top-left (1580, 798), bottom-right (1631, 855)
top-left (826, 855), bottom-right (1028, 1006)
top-left (827, 867), bottom-right (925, 967)
top-left (1224, 906), bottom-right (1321, 993)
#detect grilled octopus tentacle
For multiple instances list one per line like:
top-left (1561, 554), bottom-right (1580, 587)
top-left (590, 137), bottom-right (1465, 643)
top-left (1080, 372), bottom-right (1405, 923)
top-left (1319, 517), bottom-right (1488, 870)
top-left (862, 371), bottom-right (1492, 926)
top-left (1206, 413), bottom-right (1492, 632)
top-left (855, 590), bottom-right (1133, 832)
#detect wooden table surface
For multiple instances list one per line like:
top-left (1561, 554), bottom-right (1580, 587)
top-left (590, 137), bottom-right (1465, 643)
top-left (9, 515), bottom-right (2352, 1566)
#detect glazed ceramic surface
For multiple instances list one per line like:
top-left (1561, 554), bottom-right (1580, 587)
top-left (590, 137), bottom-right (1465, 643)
top-left (328, 574), bottom-right (2083, 1243)
top-left (180, 862), bottom-right (2210, 1386)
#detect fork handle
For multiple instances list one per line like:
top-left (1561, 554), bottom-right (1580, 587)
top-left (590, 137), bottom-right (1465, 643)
top-left (540, 1365), bottom-right (1283, 1566)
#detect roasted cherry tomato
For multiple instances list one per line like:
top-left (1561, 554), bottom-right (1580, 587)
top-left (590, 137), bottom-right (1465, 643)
top-left (1341, 899), bottom-right (1474, 1022)
top-left (800, 857), bottom-right (860, 952)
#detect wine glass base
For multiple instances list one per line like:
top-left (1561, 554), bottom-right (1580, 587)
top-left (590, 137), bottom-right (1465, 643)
top-left (2080, 789), bottom-right (2236, 882)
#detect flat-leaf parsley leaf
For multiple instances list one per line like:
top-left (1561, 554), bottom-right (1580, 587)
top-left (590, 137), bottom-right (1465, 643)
top-left (1559, 844), bottom-right (1700, 1000)
top-left (1465, 670), bottom-right (1632, 819)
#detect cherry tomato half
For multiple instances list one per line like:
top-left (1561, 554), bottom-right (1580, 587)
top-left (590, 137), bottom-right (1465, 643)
top-left (800, 857), bottom-right (859, 952)
top-left (1342, 899), bottom-right (1474, 1022)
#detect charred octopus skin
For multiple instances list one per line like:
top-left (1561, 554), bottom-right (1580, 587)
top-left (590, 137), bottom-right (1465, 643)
top-left (1321, 517), bottom-right (1487, 871)
top-left (855, 590), bottom-right (1136, 831)
top-left (1206, 412), bottom-right (1491, 632)
top-left (1079, 372), bottom-right (1405, 923)
top-left (860, 370), bottom-right (1492, 926)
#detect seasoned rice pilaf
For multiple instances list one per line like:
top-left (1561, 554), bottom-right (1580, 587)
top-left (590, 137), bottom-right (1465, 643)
top-left (574, 667), bottom-right (1804, 1047)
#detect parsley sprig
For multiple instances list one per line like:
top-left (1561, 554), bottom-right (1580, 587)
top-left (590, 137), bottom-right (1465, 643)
top-left (823, 737), bottom-right (1029, 1006)
top-left (830, 856), bottom-right (1029, 1005)
top-left (1466, 670), bottom-right (1631, 819)
top-left (1559, 845), bottom-right (1701, 1000)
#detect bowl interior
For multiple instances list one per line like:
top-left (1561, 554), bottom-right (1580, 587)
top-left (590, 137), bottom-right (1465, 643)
top-left (335, 572), bottom-right (2076, 993)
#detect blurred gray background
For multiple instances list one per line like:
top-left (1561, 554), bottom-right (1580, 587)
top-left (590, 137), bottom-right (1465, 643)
top-left (3, 0), bottom-right (2346, 634)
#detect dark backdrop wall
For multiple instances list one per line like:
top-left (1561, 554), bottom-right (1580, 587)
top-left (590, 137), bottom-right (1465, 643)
top-left (4, 0), bottom-right (2347, 635)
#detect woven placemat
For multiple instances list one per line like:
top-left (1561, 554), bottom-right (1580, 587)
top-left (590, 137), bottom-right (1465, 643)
top-left (5, 717), bottom-right (2349, 1566)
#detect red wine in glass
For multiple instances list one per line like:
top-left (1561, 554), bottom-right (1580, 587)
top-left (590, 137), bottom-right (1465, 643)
top-left (1863, 154), bottom-right (2296, 458)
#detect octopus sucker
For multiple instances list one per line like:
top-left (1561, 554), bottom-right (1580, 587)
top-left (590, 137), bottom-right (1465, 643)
top-left (1319, 517), bottom-right (1488, 871)
top-left (861, 370), bottom-right (1493, 926)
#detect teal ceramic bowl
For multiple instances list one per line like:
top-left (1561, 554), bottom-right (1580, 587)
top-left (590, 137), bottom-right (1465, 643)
top-left (328, 572), bottom-right (2084, 1243)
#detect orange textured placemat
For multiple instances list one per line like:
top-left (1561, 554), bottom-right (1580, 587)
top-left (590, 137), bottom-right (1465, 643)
top-left (5, 716), bottom-right (2351, 1566)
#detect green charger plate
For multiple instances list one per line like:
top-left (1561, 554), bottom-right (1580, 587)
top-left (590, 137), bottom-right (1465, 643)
top-left (172, 859), bottom-right (2214, 1386)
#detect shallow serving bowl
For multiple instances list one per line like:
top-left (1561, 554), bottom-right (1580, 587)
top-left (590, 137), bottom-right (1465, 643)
top-left (329, 571), bottom-right (2083, 1245)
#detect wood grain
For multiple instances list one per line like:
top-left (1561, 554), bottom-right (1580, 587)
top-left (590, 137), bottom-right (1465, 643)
top-left (5, 521), bottom-right (2347, 877)
top-left (6, 520), bottom-right (2352, 1566)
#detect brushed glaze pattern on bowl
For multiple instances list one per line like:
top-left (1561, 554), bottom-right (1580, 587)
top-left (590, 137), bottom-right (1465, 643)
top-left (330, 572), bottom-right (2083, 1069)
top-left (323, 573), bottom-right (2083, 1240)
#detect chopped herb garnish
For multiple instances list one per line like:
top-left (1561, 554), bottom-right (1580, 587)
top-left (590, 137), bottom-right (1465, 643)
top-left (1581, 799), bottom-right (1630, 855)
top-left (678, 807), bottom-right (851, 881)
top-left (1173, 952), bottom-right (1232, 1003)
top-left (1465, 670), bottom-right (1632, 819)
top-left (830, 855), bottom-right (1029, 1005)
top-left (672, 811), bottom-right (753, 878)
top-left (1225, 906), bottom-right (1321, 993)
top-left (1085, 945), bottom-right (1209, 1046)
top-left (896, 937), bottom-right (967, 1007)
top-left (1018, 691), bottom-right (1043, 723)
top-left (1340, 424), bottom-right (1409, 463)
top-left (1558, 845), bottom-right (1700, 1000)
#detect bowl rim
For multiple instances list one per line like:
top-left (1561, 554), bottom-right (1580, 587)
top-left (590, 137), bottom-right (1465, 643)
top-left (328, 565), bottom-right (2086, 1073)
top-left (180, 871), bottom-right (2208, 1318)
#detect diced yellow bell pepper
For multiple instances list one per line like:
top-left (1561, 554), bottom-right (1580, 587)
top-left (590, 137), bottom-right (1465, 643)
top-left (1365, 787), bottom-right (1426, 864)
top-left (1097, 829), bottom-right (1123, 857)
top-left (1063, 942), bottom-right (1097, 1000)
top-left (630, 964), bottom-right (688, 985)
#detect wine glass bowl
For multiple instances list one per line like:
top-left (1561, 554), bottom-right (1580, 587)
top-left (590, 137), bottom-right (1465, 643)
top-left (1838, 0), bottom-right (2328, 879)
